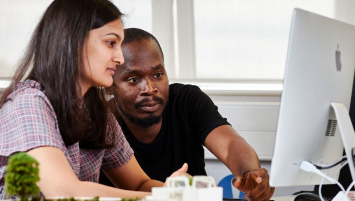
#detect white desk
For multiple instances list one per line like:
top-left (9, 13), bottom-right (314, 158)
top-left (272, 196), bottom-right (295, 201)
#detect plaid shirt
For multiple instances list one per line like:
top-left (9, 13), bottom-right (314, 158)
top-left (0, 80), bottom-right (133, 199)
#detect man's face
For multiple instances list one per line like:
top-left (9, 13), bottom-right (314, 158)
top-left (113, 39), bottom-right (168, 128)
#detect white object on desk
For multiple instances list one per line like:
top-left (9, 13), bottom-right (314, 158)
top-left (271, 196), bottom-right (295, 201)
top-left (332, 191), bottom-right (355, 201)
top-left (147, 176), bottom-right (223, 201)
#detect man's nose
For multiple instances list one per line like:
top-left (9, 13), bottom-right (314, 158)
top-left (141, 79), bottom-right (158, 95)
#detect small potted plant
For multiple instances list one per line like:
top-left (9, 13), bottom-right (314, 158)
top-left (4, 152), bottom-right (40, 201)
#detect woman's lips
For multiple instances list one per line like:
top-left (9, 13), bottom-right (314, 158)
top-left (107, 67), bottom-right (116, 75)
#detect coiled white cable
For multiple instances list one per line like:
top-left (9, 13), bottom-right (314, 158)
top-left (301, 161), bottom-right (345, 200)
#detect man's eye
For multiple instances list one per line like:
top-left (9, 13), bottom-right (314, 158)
top-left (128, 78), bottom-right (138, 83)
top-left (154, 73), bottom-right (163, 78)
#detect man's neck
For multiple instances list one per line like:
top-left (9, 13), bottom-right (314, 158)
top-left (123, 118), bottom-right (162, 144)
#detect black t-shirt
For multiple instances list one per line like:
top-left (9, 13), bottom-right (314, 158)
top-left (99, 83), bottom-right (230, 185)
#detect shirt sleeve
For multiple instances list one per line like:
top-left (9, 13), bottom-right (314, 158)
top-left (101, 113), bottom-right (134, 170)
top-left (0, 88), bottom-right (66, 166)
top-left (183, 85), bottom-right (230, 145)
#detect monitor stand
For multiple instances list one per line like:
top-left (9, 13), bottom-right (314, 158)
top-left (329, 103), bottom-right (355, 201)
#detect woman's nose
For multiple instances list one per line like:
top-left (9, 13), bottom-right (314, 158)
top-left (113, 47), bottom-right (124, 65)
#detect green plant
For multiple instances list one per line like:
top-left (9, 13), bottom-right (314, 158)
top-left (4, 152), bottom-right (40, 201)
top-left (189, 177), bottom-right (193, 186)
top-left (121, 197), bottom-right (139, 201)
top-left (55, 197), bottom-right (100, 201)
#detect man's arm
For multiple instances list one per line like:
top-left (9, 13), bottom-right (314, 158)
top-left (204, 124), bottom-right (275, 201)
top-left (204, 125), bottom-right (259, 177)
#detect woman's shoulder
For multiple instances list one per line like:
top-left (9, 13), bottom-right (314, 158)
top-left (9, 79), bottom-right (45, 98)
top-left (2, 79), bottom-right (56, 119)
top-left (7, 80), bottom-right (52, 107)
top-left (0, 80), bottom-right (64, 162)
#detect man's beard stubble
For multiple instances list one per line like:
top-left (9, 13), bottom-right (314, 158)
top-left (118, 96), bottom-right (165, 128)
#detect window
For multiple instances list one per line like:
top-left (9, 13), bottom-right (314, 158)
top-left (179, 0), bottom-right (355, 80)
top-left (1, 0), bottom-right (354, 83)
top-left (193, 0), bottom-right (335, 80)
top-left (0, 0), bottom-right (152, 79)
top-left (0, 0), bottom-right (52, 78)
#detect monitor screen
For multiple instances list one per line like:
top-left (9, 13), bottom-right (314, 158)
top-left (270, 8), bottom-right (355, 187)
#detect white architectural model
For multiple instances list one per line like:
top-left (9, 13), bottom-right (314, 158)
top-left (145, 176), bottom-right (223, 201)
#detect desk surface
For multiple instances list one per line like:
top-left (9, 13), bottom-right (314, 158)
top-left (272, 196), bottom-right (295, 201)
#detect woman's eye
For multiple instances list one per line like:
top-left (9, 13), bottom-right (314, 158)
top-left (128, 77), bottom-right (138, 83)
top-left (107, 41), bottom-right (115, 47)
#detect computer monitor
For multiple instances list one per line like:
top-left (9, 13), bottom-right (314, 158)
top-left (269, 8), bottom-right (355, 187)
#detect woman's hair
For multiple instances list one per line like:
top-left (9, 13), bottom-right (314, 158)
top-left (0, 0), bottom-right (124, 149)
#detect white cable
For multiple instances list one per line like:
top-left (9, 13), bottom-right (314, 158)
top-left (300, 161), bottom-right (345, 192)
top-left (318, 170), bottom-right (326, 201)
top-left (308, 155), bottom-right (353, 201)
top-left (340, 180), bottom-right (355, 201)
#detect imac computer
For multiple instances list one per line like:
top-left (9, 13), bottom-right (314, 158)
top-left (269, 8), bottom-right (355, 189)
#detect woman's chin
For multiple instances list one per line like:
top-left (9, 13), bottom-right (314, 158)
top-left (95, 79), bottom-right (113, 88)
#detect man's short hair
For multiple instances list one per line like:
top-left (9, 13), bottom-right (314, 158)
top-left (123, 28), bottom-right (164, 60)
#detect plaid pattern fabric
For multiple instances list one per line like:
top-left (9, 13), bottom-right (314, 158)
top-left (0, 80), bottom-right (133, 199)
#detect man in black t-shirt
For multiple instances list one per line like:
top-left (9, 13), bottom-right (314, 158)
top-left (100, 28), bottom-right (275, 200)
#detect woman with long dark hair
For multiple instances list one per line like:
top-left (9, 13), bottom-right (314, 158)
top-left (0, 0), bottom-right (187, 199)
